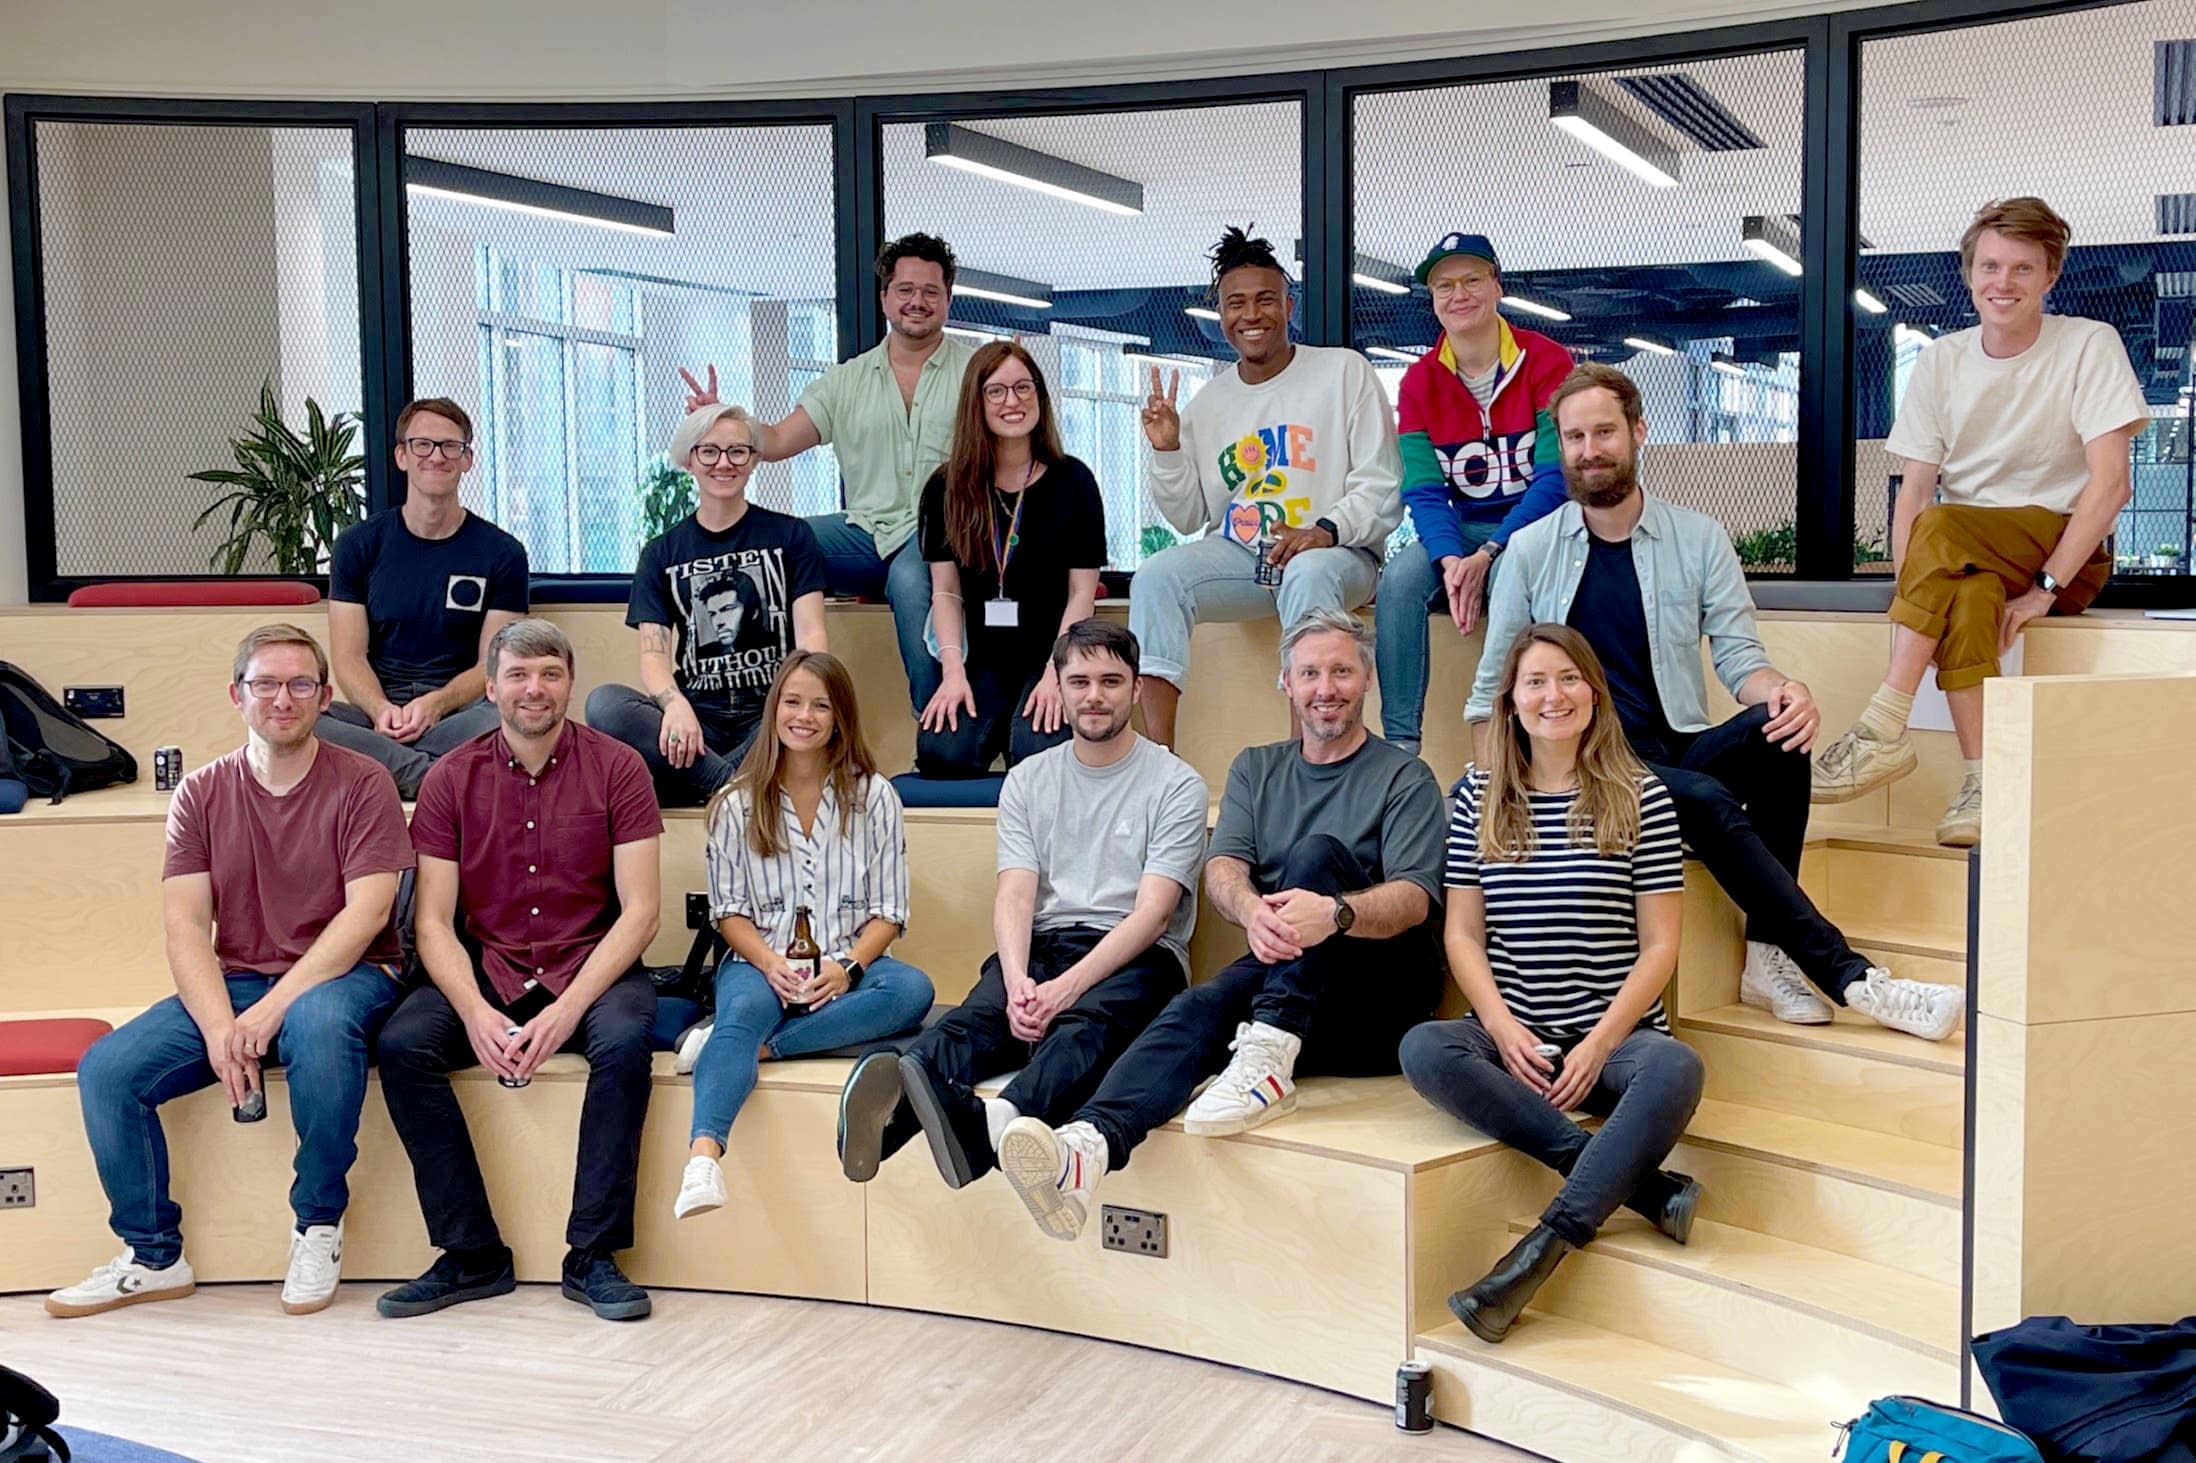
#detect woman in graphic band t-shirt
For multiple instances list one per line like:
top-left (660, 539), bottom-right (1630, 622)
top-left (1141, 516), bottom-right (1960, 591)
top-left (1399, 623), bottom-right (1705, 1346)
top-left (915, 342), bottom-right (1107, 779)
top-left (586, 403), bottom-right (828, 806)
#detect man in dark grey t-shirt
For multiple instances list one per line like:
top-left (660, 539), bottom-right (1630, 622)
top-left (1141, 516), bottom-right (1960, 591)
top-left (997, 608), bottom-right (1447, 1242)
top-left (836, 621), bottom-right (1209, 1192)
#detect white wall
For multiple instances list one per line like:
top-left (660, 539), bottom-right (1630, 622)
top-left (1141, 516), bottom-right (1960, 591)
top-left (0, 0), bottom-right (1885, 600)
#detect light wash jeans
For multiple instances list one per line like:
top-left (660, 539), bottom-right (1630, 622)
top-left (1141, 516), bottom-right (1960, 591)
top-left (1372, 525), bottom-right (1498, 745)
top-left (806, 513), bottom-right (938, 715)
top-left (1127, 532), bottom-right (1379, 688)
top-left (688, 954), bottom-right (935, 1145)
top-left (76, 963), bottom-right (402, 1267)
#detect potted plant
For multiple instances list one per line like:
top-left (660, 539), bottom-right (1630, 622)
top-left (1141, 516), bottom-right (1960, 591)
top-left (2151, 543), bottom-right (2184, 570)
top-left (189, 382), bottom-right (366, 574)
top-left (637, 452), bottom-right (697, 547)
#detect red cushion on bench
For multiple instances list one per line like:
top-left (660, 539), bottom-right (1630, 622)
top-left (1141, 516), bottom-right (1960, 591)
top-left (68, 582), bottom-right (321, 608)
top-left (0, 1017), bottom-right (115, 1076)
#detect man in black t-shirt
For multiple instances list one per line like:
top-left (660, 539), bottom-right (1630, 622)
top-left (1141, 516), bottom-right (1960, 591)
top-left (318, 398), bottom-right (529, 799)
top-left (586, 403), bottom-right (828, 805)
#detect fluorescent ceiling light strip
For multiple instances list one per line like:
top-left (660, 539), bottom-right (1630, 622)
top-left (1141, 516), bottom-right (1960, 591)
top-left (953, 283), bottom-right (1053, 310)
top-left (406, 156), bottom-right (675, 237)
top-left (945, 325), bottom-right (1007, 341)
top-left (1366, 347), bottom-right (1420, 363)
top-left (406, 183), bottom-right (675, 239)
top-left (1624, 336), bottom-right (1678, 356)
top-left (953, 267), bottom-right (1054, 311)
top-left (1549, 80), bottom-right (1680, 189)
top-left (1741, 236), bottom-right (1804, 277)
top-left (926, 123), bottom-right (1145, 216)
top-left (1184, 306), bottom-right (1222, 322)
top-left (1853, 288), bottom-right (1888, 314)
top-left (1741, 215), bottom-right (1804, 277)
top-left (1498, 295), bottom-right (1573, 322)
top-left (1710, 357), bottom-right (1747, 376)
top-left (1353, 272), bottom-right (1411, 296)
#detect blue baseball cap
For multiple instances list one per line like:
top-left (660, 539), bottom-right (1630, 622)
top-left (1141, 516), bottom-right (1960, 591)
top-left (1414, 232), bottom-right (1502, 285)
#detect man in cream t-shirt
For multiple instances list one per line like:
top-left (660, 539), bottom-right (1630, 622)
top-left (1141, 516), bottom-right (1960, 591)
top-left (1811, 196), bottom-right (2147, 846)
top-left (1130, 226), bottom-right (1403, 748)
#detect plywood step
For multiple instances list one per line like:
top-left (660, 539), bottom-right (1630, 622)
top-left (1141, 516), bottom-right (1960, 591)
top-left (1816, 846), bottom-right (1971, 951)
top-left (1417, 1316), bottom-right (1850, 1463)
top-left (1681, 1003), bottom-right (1963, 1073)
top-left (1679, 1019), bottom-right (1962, 1149)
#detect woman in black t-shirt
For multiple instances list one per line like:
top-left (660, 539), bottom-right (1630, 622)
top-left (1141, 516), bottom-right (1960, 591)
top-left (915, 342), bottom-right (1106, 779)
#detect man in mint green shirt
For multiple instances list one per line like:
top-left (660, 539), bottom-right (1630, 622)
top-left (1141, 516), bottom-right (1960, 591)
top-left (682, 233), bottom-right (973, 711)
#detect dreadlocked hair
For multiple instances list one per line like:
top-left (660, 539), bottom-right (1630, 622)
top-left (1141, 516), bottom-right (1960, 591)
top-left (1209, 225), bottom-right (1284, 288)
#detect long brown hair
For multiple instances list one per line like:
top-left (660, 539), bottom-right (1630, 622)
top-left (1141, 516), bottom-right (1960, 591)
top-left (706, 650), bottom-right (879, 859)
top-left (1480, 623), bottom-right (1645, 862)
top-left (941, 341), bottom-right (1065, 569)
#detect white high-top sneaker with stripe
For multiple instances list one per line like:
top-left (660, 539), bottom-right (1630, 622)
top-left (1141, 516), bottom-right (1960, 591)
top-left (998, 1118), bottom-right (1108, 1242)
top-left (1184, 1021), bottom-right (1302, 1136)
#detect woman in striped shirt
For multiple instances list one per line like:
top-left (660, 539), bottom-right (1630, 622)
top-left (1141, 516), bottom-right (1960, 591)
top-left (674, 650), bottom-right (935, 1220)
top-left (1399, 623), bottom-right (1703, 1344)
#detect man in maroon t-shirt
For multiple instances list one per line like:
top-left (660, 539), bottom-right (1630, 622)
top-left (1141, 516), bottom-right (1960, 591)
top-left (375, 617), bottom-right (665, 1323)
top-left (49, 625), bottom-right (414, 1322)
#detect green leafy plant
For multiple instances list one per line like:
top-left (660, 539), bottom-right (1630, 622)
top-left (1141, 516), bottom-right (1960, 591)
top-left (189, 382), bottom-right (365, 575)
top-left (1139, 522), bottom-right (1179, 561)
top-left (638, 452), bottom-right (698, 544)
top-left (1730, 520), bottom-right (1797, 568)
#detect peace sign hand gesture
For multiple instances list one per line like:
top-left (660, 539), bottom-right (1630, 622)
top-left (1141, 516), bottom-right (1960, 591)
top-left (677, 363), bottom-right (721, 415)
top-left (1141, 366), bottom-right (1182, 452)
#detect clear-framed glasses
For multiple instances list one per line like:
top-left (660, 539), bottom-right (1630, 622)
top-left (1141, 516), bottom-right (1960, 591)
top-left (982, 380), bottom-right (1038, 404)
top-left (402, 437), bottom-right (472, 460)
top-left (241, 677), bottom-right (323, 700)
top-left (692, 443), bottom-right (758, 466)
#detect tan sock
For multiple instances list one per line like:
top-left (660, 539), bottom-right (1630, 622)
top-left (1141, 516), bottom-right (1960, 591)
top-left (1856, 684), bottom-right (1914, 741)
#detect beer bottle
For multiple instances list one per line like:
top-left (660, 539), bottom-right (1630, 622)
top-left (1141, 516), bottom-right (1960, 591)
top-left (786, 905), bottom-right (822, 1017)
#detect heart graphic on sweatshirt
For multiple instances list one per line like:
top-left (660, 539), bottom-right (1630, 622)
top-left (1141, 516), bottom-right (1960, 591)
top-left (1226, 500), bottom-right (1264, 546)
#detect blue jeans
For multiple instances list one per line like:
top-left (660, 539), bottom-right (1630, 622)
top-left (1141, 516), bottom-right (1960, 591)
top-left (688, 954), bottom-right (935, 1145)
top-left (1373, 525), bottom-right (1498, 745)
top-left (1126, 532), bottom-right (1379, 689)
top-left (807, 513), bottom-right (937, 715)
top-left (76, 964), bottom-right (402, 1267)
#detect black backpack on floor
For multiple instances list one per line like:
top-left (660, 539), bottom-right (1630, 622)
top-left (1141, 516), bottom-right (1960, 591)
top-left (0, 662), bottom-right (137, 804)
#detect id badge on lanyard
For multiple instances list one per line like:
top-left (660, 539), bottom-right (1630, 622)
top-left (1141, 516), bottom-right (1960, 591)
top-left (987, 470), bottom-right (1031, 630)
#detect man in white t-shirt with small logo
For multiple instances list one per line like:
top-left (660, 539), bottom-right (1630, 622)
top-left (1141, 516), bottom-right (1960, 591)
top-left (1811, 197), bottom-right (2147, 846)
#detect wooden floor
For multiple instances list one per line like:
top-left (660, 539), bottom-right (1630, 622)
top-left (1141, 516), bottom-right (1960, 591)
top-left (0, 1285), bottom-right (1542, 1463)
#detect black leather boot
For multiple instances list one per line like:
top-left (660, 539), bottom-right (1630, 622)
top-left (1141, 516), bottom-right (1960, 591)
top-left (1448, 1224), bottom-right (1573, 1344)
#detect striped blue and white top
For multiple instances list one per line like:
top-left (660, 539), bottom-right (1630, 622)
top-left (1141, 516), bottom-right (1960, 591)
top-left (1444, 768), bottom-right (1684, 1035)
top-left (706, 774), bottom-right (910, 961)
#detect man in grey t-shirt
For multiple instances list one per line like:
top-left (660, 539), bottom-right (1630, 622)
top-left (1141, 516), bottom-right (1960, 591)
top-left (837, 621), bottom-right (1207, 1190)
top-left (997, 607), bottom-right (1447, 1242)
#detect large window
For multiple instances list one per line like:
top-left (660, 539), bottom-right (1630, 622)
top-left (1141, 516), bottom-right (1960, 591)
top-left (1856, 1), bottom-right (2196, 573)
top-left (1352, 51), bottom-right (1809, 571)
top-left (881, 100), bottom-right (1301, 569)
top-left (405, 121), bottom-right (837, 573)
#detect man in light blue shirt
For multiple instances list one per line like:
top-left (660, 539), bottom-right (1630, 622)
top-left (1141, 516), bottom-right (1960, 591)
top-left (1468, 363), bottom-right (1959, 1044)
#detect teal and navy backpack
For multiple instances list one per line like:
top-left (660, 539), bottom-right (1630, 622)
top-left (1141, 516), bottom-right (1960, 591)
top-left (1837, 1396), bottom-right (2045, 1463)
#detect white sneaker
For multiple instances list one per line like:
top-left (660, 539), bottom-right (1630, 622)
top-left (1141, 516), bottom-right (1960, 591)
top-left (673, 1020), bottom-right (713, 1076)
top-left (1846, 968), bottom-right (1962, 1042)
top-left (674, 1155), bottom-right (727, 1220)
top-left (1183, 1021), bottom-right (1302, 1136)
top-left (982, 1098), bottom-right (1019, 1156)
top-left (1811, 725), bottom-right (1917, 804)
top-left (998, 1117), bottom-right (1107, 1241)
top-left (1740, 942), bottom-right (1834, 1025)
top-left (1937, 775), bottom-right (1982, 848)
top-left (282, 1220), bottom-right (344, 1315)
top-left (45, 1250), bottom-right (196, 1318)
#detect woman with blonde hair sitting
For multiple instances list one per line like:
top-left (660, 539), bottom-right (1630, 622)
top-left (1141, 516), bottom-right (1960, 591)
top-left (673, 651), bottom-right (934, 1220)
top-left (1400, 623), bottom-right (1703, 1344)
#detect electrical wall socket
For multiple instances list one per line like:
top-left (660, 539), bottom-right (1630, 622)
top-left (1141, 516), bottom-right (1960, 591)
top-left (0, 1168), bottom-right (33, 1208)
top-left (1100, 1204), bottom-right (1167, 1258)
top-left (686, 891), bottom-right (711, 930)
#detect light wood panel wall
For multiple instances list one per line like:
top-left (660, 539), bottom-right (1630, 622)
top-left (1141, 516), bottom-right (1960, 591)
top-left (1971, 671), bottom-right (2196, 1330)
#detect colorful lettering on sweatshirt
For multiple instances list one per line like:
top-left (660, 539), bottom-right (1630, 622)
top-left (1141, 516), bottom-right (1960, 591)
top-left (1218, 424), bottom-right (1316, 548)
top-left (1397, 320), bottom-right (1575, 562)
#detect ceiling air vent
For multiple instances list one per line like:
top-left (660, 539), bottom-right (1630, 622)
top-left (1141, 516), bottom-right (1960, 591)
top-left (1886, 283), bottom-right (1945, 308)
top-left (1615, 73), bottom-right (1764, 152)
top-left (2157, 271), bottom-right (2196, 298)
top-left (2161, 193), bottom-right (2196, 235)
top-left (2157, 40), bottom-right (2196, 125)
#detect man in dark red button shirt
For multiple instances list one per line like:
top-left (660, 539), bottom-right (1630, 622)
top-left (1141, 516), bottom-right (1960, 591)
top-left (375, 618), bottom-right (665, 1323)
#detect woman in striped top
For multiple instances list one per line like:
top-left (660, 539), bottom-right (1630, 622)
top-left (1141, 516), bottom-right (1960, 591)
top-left (673, 651), bottom-right (935, 1221)
top-left (1399, 624), bottom-right (1704, 1345)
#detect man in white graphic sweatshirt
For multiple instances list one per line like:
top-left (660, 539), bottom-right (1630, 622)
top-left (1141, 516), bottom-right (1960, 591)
top-left (1132, 227), bottom-right (1404, 747)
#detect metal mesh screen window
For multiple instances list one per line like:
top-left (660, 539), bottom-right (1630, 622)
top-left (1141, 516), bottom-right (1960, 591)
top-left (405, 123), bottom-right (837, 575)
top-left (32, 120), bottom-right (364, 577)
top-left (1352, 51), bottom-right (1807, 572)
top-left (882, 101), bottom-right (1300, 569)
top-left (1859, 2), bottom-right (2196, 577)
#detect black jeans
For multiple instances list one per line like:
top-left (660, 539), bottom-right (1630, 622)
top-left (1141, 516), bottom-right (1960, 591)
top-left (377, 966), bottom-right (657, 1254)
top-left (883, 926), bottom-right (1186, 1176)
top-left (1638, 704), bottom-right (1871, 1001)
top-left (1073, 834), bottom-right (1443, 1171)
top-left (915, 659), bottom-right (1070, 779)
top-left (1400, 1016), bottom-right (1702, 1249)
top-left (583, 684), bottom-right (758, 807)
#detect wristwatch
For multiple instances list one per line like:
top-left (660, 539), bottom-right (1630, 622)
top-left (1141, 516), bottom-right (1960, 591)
top-left (1482, 538), bottom-right (1505, 561)
top-left (1315, 516), bottom-right (1341, 544)
top-left (842, 960), bottom-right (867, 989)
top-left (2032, 568), bottom-right (2061, 596)
top-left (1331, 894), bottom-right (1356, 934)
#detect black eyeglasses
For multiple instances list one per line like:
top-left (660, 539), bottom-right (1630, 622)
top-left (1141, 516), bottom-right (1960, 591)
top-left (402, 437), bottom-right (472, 460)
top-left (240, 677), bottom-right (323, 700)
top-left (692, 444), bottom-right (757, 466)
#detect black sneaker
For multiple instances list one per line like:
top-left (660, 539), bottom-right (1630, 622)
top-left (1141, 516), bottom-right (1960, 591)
top-left (376, 1247), bottom-right (515, 1318)
top-left (561, 1248), bottom-right (651, 1321)
top-left (838, 1051), bottom-right (904, 1183)
top-left (897, 1052), bottom-right (988, 1190)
